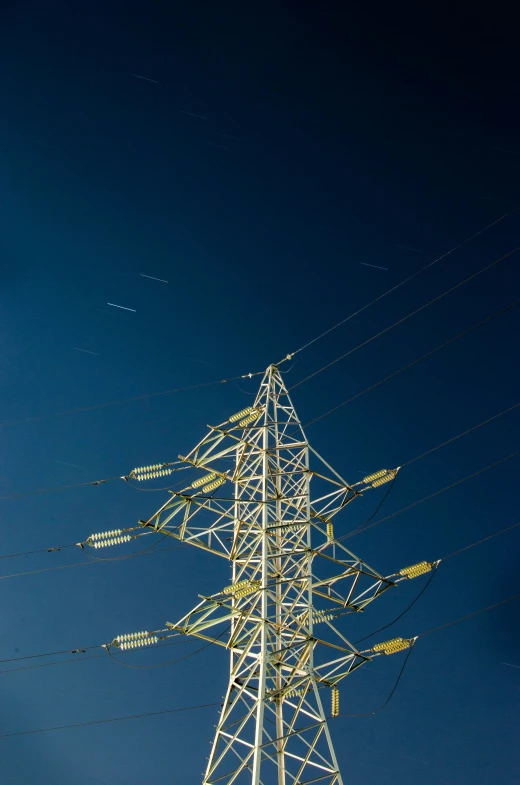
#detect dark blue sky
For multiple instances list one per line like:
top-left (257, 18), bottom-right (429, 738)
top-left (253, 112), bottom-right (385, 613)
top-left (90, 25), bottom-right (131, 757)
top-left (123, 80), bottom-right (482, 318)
top-left (1, 2), bottom-right (519, 783)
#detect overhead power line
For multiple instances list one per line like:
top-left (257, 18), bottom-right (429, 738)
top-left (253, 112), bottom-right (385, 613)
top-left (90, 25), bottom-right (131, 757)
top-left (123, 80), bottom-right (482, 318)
top-left (0, 474), bottom-right (128, 502)
top-left (354, 569), bottom-right (439, 645)
top-left (335, 643), bottom-right (416, 717)
top-left (0, 638), bottom-right (198, 677)
top-left (417, 592), bottom-right (520, 639)
top-left (0, 462), bottom-right (191, 502)
top-left (2, 311), bottom-right (517, 507)
top-left (401, 403), bottom-right (520, 468)
top-left (442, 520), bottom-right (520, 560)
top-left (302, 299), bottom-right (520, 428)
top-left (340, 450), bottom-right (520, 542)
top-left (0, 543), bottom-right (184, 582)
top-left (292, 245), bottom-right (519, 390)
top-left (285, 206), bottom-right (517, 360)
top-left (0, 701), bottom-right (221, 741)
top-left (351, 519), bottom-right (520, 646)
top-left (336, 587), bottom-right (520, 718)
top-left (0, 371), bottom-right (263, 430)
top-left (1, 213), bottom-right (515, 435)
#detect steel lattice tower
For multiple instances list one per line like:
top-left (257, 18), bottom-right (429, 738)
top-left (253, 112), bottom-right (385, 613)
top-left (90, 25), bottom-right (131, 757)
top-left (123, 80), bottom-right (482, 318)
top-left (105, 365), bottom-right (427, 783)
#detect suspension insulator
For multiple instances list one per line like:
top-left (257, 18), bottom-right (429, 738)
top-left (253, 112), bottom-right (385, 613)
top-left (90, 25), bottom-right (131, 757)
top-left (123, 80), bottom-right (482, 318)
top-left (313, 610), bottom-right (335, 623)
top-left (91, 535), bottom-right (132, 548)
top-left (132, 463), bottom-right (164, 475)
top-left (222, 579), bottom-right (252, 595)
top-left (202, 477), bottom-right (226, 494)
top-left (234, 581), bottom-right (262, 599)
top-left (90, 529), bottom-right (123, 541)
top-left (372, 637), bottom-right (413, 655)
top-left (361, 469), bottom-right (388, 484)
top-left (284, 686), bottom-right (307, 699)
top-left (239, 411), bottom-right (260, 428)
top-left (114, 631), bottom-right (159, 650)
top-left (399, 561), bottom-right (433, 579)
top-left (331, 687), bottom-right (339, 717)
top-left (191, 473), bottom-right (217, 488)
top-left (371, 472), bottom-right (396, 488)
top-left (229, 407), bottom-right (255, 423)
top-left (133, 468), bottom-right (174, 481)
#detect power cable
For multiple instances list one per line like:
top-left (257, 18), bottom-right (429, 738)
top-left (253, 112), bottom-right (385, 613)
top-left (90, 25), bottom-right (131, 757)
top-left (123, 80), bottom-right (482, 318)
top-left (0, 639), bottom-right (197, 677)
top-left (1, 214), bottom-right (515, 435)
top-left (292, 247), bottom-right (520, 391)
top-left (401, 403), bottom-right (520, 468)
top-left (0, 701), bottom-right (221, 741)
top-left (0, 535), bottom-right (176, 563)
top-left (0, 475), bottom-right (125, 502)
top-left (351, 517), bottom-right (520, 645)
top-left (286, 207), bottom-right (517, 361)
top-left (352, 478), bottom-right (396, 535)
top-left (0, 544), bottom-right (185, 582)
top-left (0, 634), bottom-right (195, 668)
top-left (338, 450), bottom-right (520, 543)
top-left (335, 642), bottom-right (416, 717)
top-left (417, 592), bottom-right (520, 639)
top-left (0, 372), bottom-right (262, 430)
top-left (0, 463), bottom-right (190, 502)
top-left (0, 543), bottom-right (77, 560)
top-left (338, 585), bottom-right (520, 719)
top-left (354, 569), bottom-right (439, 645)
top-left (302, 300), bottom-right (520, 428)
top-left (2, 296), bottom-right (516, 507)
top-left (0, 645), bottom-right (97, 665)
top-left (355, 520), bottom-right (520, 645)
top-left (442, 520), bottom-right (520, 560)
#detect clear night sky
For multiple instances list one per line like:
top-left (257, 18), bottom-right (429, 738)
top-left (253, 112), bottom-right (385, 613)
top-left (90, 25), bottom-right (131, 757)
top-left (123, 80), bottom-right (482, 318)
top-left (1, 2), bottom-right (519, 783)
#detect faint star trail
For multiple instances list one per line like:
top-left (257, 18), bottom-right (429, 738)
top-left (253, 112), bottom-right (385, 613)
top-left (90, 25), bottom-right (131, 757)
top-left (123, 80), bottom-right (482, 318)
top-left (360, 262), bottom-right (388, 270)
top-left (107, 303), bottom-right (136, 312)
top-left (140, 274), bottom-right (168, 283)
top-left (72, 348), bottom-right (100, 355)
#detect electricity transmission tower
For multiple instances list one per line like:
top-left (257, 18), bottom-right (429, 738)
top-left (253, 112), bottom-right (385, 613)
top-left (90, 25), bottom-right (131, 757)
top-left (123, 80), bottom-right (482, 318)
top-left (99, 364), bottom-right (434, 784)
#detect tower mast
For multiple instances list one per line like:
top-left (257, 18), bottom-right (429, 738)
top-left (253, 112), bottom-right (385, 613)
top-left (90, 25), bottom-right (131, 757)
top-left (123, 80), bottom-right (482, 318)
top-left (103, 364), bottom-right (422, 783)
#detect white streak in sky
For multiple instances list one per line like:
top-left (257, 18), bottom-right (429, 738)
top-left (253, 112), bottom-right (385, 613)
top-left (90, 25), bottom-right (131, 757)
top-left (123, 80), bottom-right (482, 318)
top-left (129, 73), bottom-right (159, 84)
top-left (501, 662), bottom-right (520, 669)
top-left (207, 141), bottom-right (232, 151)
top-left (55, 460), bottom-right (85, 470)
top-left (180, 110), bottom-right (208, 120)
top-left (107, 303), bottom-right (136, 312)
top-left (140, 274), bottom-right (168, 283)
top-left (400, 755), bottom-right (430, 765)
top-left (395, 244), bottom-right (426, 254)
top-left (360, 262), bottom-right (388, 270)
top-left (492, 147), bottom-right (520, 156)
top-left (72, 347), bottom-right (100, 355)
top-left (184, 357), bottom-right (210, 365)
top-left (476, 195), bottom-right (511, 205)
